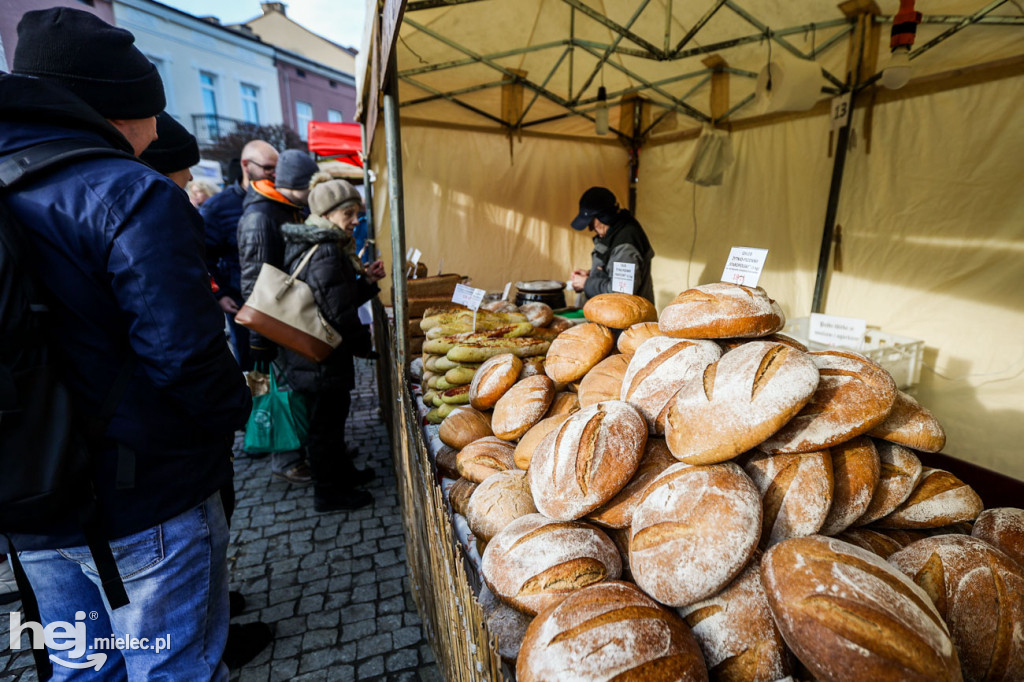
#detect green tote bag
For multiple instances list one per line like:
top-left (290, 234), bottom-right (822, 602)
top-left (243, 368), bottom-right (309, 453)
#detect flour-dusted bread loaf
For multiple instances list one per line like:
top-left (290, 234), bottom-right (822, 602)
top-left (466, 469), bottom-right (538, 542)
top-left (456, 437), bottom-right (518, 483)
top-left (518, 356), bottom-right (545, 380)
top-left (678, 559), bottom-right (793, 681)
top-left (438, 406), bottom-right (494, 449)
top-left (469, 353), bottom-right (523, 410)
top-left (874, 468), bottom-right (983, 529)
top-left (659, 283), bottom-right (785, 339)
top-left (491, 375), bottom-right (555, 441)
top-left (576, 353), bottom-right (629, 408)
top-left (760, 351), bottom-right (898, 454)
top-left (512, 414), bottom-right (570, 470)
top-left (717, 333), bottom-right (808, 353)
top-left (481, 513), bottom-right (621, 616)
top-left (837, 527), bottom-right (907, 558)
top-left (448, 477), bottom-right (478, 517)
top-left (744, 450), bottom-right (833, 548)
top-left (621, 336), bottom-right (722, 434)
top-left (890, 534), bottom-right (1024, 682)
top-left (544, 391), bottom-right (579, 417)
top-left (855, 440), bottom-right (923, 525)
top-left (630, 462), bottom-right (762, 607)
top-left (517, 580), bottom-right (708, 682)
top-left (518, 301), bottom-right (554, 328)
top-left (582, 293), bottom-right (658, 329)
top-left (761, 536), bottom-right (961, 682)
top-left (972, 508), bottom-right (1024, 567)
top-left (819, 436), bottom-right (881, 536)
top-left (529, 401), bottom-right (647, 521)
top-left (664, 342), bottom-right (819, 465)
top-left (616, 322), bottom-right (661, 356)
top-left (435, 444), bottom-right (460, 479)
top-left (477, 584), bottom-right (532, 664)
top-left (543, 322), bottom-right (614, 383)
top-left (868, 390), bottom-right (946, 453)
top-left (587, 438), bottom-right (677, 529)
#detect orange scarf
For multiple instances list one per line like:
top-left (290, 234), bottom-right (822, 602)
top-left (251, 179), bottom-right (301, 208)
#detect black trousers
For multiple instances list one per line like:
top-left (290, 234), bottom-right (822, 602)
top-left (304, 387), bottom-right (354, 487)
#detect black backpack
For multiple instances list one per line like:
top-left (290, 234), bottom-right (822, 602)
top-left (0, 140), bottom-right (141, 679)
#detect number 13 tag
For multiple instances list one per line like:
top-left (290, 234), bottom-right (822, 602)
top-left (830, 92), bottom-right (852, 132)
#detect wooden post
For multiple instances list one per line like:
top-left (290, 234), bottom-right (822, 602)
top-left (702, 54), bottom-right (730, 123)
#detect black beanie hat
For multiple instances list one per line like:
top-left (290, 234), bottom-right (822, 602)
top-left (140, 112), bottom-right (200, 175)
top-left (13, 8), bottom-right (165, 120)
top-left (275, 150), bottom-right (319, 190)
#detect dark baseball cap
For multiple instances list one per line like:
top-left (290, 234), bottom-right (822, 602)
top-left (571, 186), bottom-right (618, 231)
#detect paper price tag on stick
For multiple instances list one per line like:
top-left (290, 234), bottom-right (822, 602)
top-left (502, 282), bottom-right (513, 301)
top-left (808, 313), bottom-right (866, 350)
top-left (721, 247), bottom-right (769, 288)
top-left (611, 262), bottom-right (635, 294)
top-left (452, 283), bottom-right (486, 331)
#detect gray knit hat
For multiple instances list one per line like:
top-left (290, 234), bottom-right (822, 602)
top-left (274, 150), bottom-right (319, 190)
top-left (309, 177), bottom-right (362, 217)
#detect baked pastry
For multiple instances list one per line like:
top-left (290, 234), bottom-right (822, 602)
top-left (543, 322), bottom-right (614, 383)
top-left (855, 441), bottom-right (923, 525)
top-left (664, 341), bottom-right (819, 464)
top-left (448, 477), bottom-right (478, 516)
top-left (837, 527), bottom-right (907, 558)
top-left (582, 293), bottom-right (658, 329)
top-left (717, 333), bottom-right (808, 353)
top-left (469, 353), bottom-right (523, 410)
top-left (630, 462), bottom-right (762, 607)
top-left (616, 322), bottom-right (662, 356)
top-left (868, 390), bottom-right (947, 453)
top-left (874, 468), bottom-right (983, 529)
top-left (466, 469), bottom-right (537, 542)
top-left (438, 406), bottom-right (493, 449)
top-left (819, 436), bottom-right (880, 536)
top-left (517, 581), bottom-right (708, 682)
top-left (529, 401), bottom-right (647, 521)
top-left (586, 438), bottom-right (677, 529)
top-left (972, 507), bottom-right (1024, 566)
top-left (760, 351), bottom-right (898, 454)
top-left (513, 414), bottom-right (570, 470)
top-left (744, 450), bottom-right (833, 548)
top-left (456, 437), bottom-right (517, 483)
top-left (491, 375), bottom-right (555, 441)
top-left (576, 353), bottom-right (629, 408)
top-left (761, 535), bottom-right (961, 681)
top-left (435, 444), bottom-right (460, 479)
top-left (659, 283), bottom-right (785, 339)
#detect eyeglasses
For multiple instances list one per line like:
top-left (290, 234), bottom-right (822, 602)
top-left (244, 160), bottom-right (276, 174)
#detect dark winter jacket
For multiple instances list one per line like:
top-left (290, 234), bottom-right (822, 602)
top-left (199, 181), bottom-right (245, 303)
top-left (237, 180), bottom-right (306, 350)
top-left (0, 73), bottom-right (251, 551)
top-left (276, 217), bottom-right (378, 394)
top-left (581, 209), bottom-right (656, 305)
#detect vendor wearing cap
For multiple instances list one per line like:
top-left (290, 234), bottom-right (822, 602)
top-left (569, 186), bottom-right (655, 306)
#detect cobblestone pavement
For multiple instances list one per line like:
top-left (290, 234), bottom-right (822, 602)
top-left (1, 358), bottom-right (441, 682)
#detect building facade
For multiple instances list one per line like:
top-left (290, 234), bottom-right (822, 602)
top-left (274, 48), bottom-right (357, 142)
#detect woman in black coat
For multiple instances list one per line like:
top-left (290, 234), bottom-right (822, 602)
top-left (277, 175), bottom-right (385, 512)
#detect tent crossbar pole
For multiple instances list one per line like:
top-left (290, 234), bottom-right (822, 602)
top-left (574, 68), bottom-right (712, 106)
top-left (398, 41), bottom-right (568, 77)
top-left (723, 67), bottom-right (759, 79)
top-left (911, 0), bottom-right (1011, 60)
top-left (572, 0), bottom-right (655, 105)
top-left (517, 47), bottom-right (572, 126)
top-left (399, 75), bottom-right (508, 126)
top-left (811, 23), bottom-right (854, 58)
top-left (406, 0), bottom-right (490, 10)
top-left (721, 91), bottom-right (755, 120)
top-left (672, 0), bottom-right (729, 56)
top-left (672, 19), bottom-right (851, 61)
top-left (571, 39), bottom-right (658, 59)
top-left (879, 13), bottom-right (1024, 25)
top-left (558, 0), bottom-right (666, 58)
top-left (518, 111), bottom-right (629, 140)
top-left (401, 79), bottom-right (507, 107)
top-left (664, 0), bottom-right (673, 53)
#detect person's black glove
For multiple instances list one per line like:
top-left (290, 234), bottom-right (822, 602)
top-left (250, 345), bottom-right (277, 369)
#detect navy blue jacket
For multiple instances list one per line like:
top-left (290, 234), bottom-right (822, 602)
top-left (0, 74), bottom-right (251, 551)
top-left (199, 182), bottom-right (245, 303)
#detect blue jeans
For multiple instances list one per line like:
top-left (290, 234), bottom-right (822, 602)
top-left (11, 493), bottom-right (230, 681)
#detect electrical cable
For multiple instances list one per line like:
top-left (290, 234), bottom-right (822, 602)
top-left (686, 181), bottom-right (697, 287)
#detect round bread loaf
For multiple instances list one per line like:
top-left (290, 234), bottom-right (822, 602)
top-left (469, 353), bottom-right (523, 410)
top-left (868, 390), bottom-right (947, 453)
top-left (587, 438), bottom-right (677, 529)
top-left (837, 527), bottom-right (906, 558)
top-left (481, 513), bottom-right (621, 616)
top-left (543, 322), bottom-right (614, 383)
top-left (761, 535), bottom-right (961, 682)
top-left (744, 450), bottom-right (833, 548)
top-left (819, 436), bottom-right (881, 536)
top-left (438, 406), bottom-right (494, 449)
top-left (483, 299), bottom-right (519, 313)
top-left (874, 468), bottom-right (983, 529)
top-left (890, 534), bottom-right (1024, 682)
top-left (678, 559), bottom-right (793, 681)
top-left (491, 375), bottom-right (555, 441)
top-left (545, 391), bottom-right (579, 417)
top-left (664, 341), bottom-right (819, 464)
top-left (616, 322), bottom-right (661, 356)
top-left (435, 444), bottom-right (460, 479)
top-left (760, 351), bottom-right (898, 454)
top-left (659, 283), bottom-right (785, 339)
top-left (582, 293), bottom-right (658, 329)
top-left (717, 333), bottom-right (808, 353)
top-left (972, 508), bottom-right (1024, 567)
top-left (546, 317), bottom-right (573, 333)
top-left (518, 356), bottom-right (545, 380)
top-left (517, 301), bottom-right (554, 328)
top-left (855, 441), bottom-right (923, 525)
top-left (456, 437), bottom-right (518, 483)
top-left (517, 580), bottom-right (708, 682)
top-left (620, 337), bottom-right (722, 434)
top-left (513, 414), bottom-right (570, 470)
top-left (529, 401), bottom-right (647, 521)
top-left (448, 477), bottom-right (478, 517)
top-left (466, 469), bottom-right (538, 542)
top-left (576, 353), bottom-right (629, 408)
top-left (630, 462), bottom-right (762, 607)
top-left (478, 584), bottom-right (532, 663)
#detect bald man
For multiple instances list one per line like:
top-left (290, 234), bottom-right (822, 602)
top-left (200, 139), bottom-right (280, 371)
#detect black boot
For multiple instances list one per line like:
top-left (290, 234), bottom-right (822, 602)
top-left (314, 484), bottom-right (373, 512)
top-left (229, 591), bottom-right (246, 618)
top-left (223, 622), bottom-right (272, 670)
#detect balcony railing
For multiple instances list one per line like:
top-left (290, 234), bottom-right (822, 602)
top-left (191, 114), bottom-right (258, 145)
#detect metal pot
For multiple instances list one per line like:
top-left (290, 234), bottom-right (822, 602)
top-left (514, 280), bottom-right (566, 310)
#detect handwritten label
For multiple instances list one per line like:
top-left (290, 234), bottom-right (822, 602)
top-left (410, 248), bottom-right (422, 265)
top-left (501, 282), bottom-right (513, 301)
top-left (808, 313), bottom-right (866, 350)
top-left (452, 283), bottom-right (486, 311)
top-left (830, 92), bottom-right (852, 132)
top-left (611, 262), bottom-right (636, 294)
top-left (721, 247), bottom-right (769, 287)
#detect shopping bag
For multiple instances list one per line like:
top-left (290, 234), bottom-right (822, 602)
top-left (243, 368), bottom-right (308, 453)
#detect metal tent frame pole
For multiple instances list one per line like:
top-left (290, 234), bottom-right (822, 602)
top-left (384, 48), bottom-right (409, 370)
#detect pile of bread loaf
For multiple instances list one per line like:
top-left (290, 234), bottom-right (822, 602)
top-left (419, 302), bottom-right (570, 424)
top-left (429, 284), bottom-right (1023, 681)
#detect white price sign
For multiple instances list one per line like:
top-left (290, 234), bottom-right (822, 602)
top-left (830, 92), bottom-right (852, 132)
top-left (501, 281), bottom-right (513, 301)
top-left (611, 262), bottom-right (636, 294)
top-left (409, 248), bottom-right (422, 265)
top-left (808, 313), bottom-right (866, 350)
top-left (452, 283), bottom-right (486, 311)
top-left (721, 247), bottom-right (769, 287)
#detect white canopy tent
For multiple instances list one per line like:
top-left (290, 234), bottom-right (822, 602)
top-left (359, 0), bottom-right (1024, 478)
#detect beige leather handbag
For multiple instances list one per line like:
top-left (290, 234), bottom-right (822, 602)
top-left (236, 244), bottom-right (342, 362)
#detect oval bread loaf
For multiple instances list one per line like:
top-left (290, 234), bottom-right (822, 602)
top-left (517, 581), bottom-right (708, 682)
top-left (868, 390), bottom-right (947, 453)
top-left (435, 444), bottom-right (460, 479)
top-left (664, 341), bottom-right (819, 464)
top-left (438, 406), bottom-right (493, 449)
top-left (659, 283), bottom-right (785, 339)
top-left (744, 450), bottom-right (834, 548)
top-left (466, 469), bottom-right (538, 542)
top-left (469, 353), bottom-right (522, 410)
top-left (586, 438), bottom-right (677, 529)
top-left (513, 414), bottom-right (570, 470)
top-left (518, 356), bottom-right (545, 380)
top-left (576, 353), bottom-right (629, 408)
top-left (874, 468), bottom-right (983, 529)
top-left (616, 322), bottom-right (661, 356)
top-left (481, 513), bottom-right (621, 616)
top-left (837, 527), bottom-right (908, 558)
top-left (448, 477), bottom-right (478, 516)
top-left (582, 293), bottom-right (658, 329)
top-left (717, 333), bottom-right (808, 353)
top-left (760, 535), bottom-right (961, 682)
top-left (855, 440), bottom-right (923, 525)
top-left (819, 436), bottom-right (881, 536)
top-left (544, 391), bottom-right (579, 417)
top-left (491, 375), bottom-right (555, 441)
top-left (456, 437), bottom-right (517, 483)
top-left (972, 507), bottom-right (1024, 567)
top-left (518, 302), bottom-right (554, 328)
top-left (543, 322), bottom-right (614, 383)
top-left (477, 584), bottom-right (532, 664)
